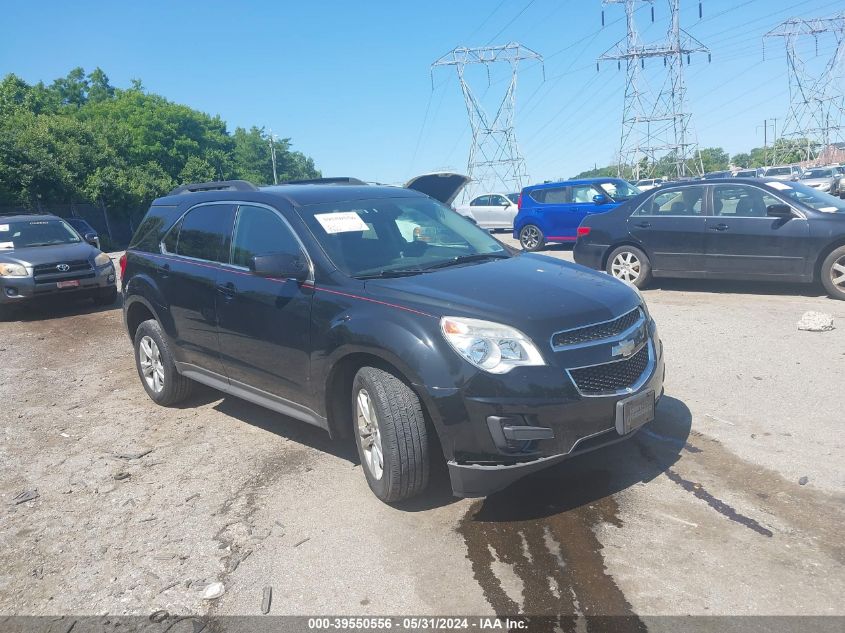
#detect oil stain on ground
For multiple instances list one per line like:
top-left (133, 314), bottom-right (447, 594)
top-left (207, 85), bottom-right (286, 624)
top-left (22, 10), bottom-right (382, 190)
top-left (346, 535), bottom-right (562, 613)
top-left (457, 469), bottom-right (648, 633)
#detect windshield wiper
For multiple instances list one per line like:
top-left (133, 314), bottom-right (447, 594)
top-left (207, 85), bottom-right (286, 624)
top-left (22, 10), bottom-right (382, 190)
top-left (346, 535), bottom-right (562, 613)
top-left (24, 242), bottom-right (63, 247)
top-left (423, 252), bottom-right (510, 271)
top-left (353, 268), bottom-right (430, 279)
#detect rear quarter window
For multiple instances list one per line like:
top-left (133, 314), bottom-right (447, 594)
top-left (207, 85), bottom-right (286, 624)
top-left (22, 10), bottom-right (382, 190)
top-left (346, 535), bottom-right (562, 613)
top-left (128, 205), bottom-right (182, 253)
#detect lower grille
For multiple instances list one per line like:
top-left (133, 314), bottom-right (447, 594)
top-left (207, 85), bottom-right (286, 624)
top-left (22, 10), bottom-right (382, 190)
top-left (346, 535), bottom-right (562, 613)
top-left (569, 343), bottom-right (650, 395)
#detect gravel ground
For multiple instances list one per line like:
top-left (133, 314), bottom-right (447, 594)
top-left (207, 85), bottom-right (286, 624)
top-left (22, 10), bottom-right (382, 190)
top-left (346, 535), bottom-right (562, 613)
top-left (0, 247), bottom-right (843, 623)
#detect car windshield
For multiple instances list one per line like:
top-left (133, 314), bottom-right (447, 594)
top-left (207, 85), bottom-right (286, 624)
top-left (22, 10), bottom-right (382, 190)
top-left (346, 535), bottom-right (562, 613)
top-left (299, 196), bottom-right (509, 278)
top-left (765, 167), bottom-right (791, 176)
top-left (506, 193), bottom-right (519, 204)
top-left (801, 169), bottom-right (833, 179)
top-left (0, 218), bottom-right (81, 250)
top-left (767, 182), bottom-right (845, 213)
top-left (597, 180), bottom-right (641, 201)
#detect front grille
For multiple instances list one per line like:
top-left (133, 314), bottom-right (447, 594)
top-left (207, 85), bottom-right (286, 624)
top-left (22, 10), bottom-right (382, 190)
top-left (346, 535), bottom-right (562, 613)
top-left (552, 307), bottom-right (642, 348)
top-left (569, 343), bottom-right (650, 395)
top-left (33, 259), bottom-right (92, 277)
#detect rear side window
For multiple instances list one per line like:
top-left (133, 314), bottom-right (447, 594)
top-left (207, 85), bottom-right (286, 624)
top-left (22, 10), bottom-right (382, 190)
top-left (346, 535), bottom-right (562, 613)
top-left (231, 205), bottom-right (301, 268)
top-left (529, 186), bottom-right (569, 204)
top-left (635, 187), bottom-right (705, 216)
top-left (170, 204), bottom-right (236, 263)
top-left (470, 196), bottom-right (489, 206)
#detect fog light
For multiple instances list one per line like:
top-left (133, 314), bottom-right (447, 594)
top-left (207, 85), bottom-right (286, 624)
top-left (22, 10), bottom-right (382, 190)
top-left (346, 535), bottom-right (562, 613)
top-left (108, 273), bottom-right (115, 283)
top-left (5, 287), bottom-right (18, 297)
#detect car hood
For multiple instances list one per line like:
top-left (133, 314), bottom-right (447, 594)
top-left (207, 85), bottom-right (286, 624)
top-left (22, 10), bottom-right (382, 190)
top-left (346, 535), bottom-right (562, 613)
top-left (0, 242), bottom-right (98, 267)
top-left (405, 173), bottom-right (470, 206)
top-left (365, 253), bottom-right (640, 338)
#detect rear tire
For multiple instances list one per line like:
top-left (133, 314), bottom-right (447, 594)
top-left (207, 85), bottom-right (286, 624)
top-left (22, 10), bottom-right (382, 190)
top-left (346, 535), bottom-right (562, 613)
top-left (352, 367), bottom-right (429, 503)
top-left (519, 224), bottom-right (545, 252)
top-left (820, 245), bottom-right (845, 301)
top-left (133, 319), bottom-right (194, 406)
top-left (606, 245), bottom-right (652, 288)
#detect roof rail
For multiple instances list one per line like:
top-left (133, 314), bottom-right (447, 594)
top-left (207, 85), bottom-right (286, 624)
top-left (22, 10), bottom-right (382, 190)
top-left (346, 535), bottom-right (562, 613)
top-left (280, 177), bottom-right (367, 186)
top-left (168, 180), bottom-right (258, 196)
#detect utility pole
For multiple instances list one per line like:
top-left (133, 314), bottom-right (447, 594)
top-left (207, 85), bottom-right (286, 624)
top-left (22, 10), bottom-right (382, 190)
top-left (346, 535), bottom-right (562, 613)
top-left (268, 129), bottom-right (278, 185)
top-left (598, 0), bottom-right (710, 179)
top-left (764, 14), bottom-right (845, 165)
top-left (432, 44), bottom-right (544, 199)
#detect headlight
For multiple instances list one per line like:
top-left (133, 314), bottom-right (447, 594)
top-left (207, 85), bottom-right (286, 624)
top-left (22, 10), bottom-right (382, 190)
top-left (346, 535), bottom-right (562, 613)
top-left (0, 262), bottom-right (28, 277)
top-left (94, 253), bottom-right (112, 267)
top-left (440, 317), bottom-right (545, 374)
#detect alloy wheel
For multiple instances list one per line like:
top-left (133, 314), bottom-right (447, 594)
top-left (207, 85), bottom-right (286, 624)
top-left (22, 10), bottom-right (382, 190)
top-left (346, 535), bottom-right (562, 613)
top-left (520, 226), bottom-right (540, 250)
top-left (139, 335), bottom-right (165, 394)
top-left (831, 254), bottom-right (845, 289)
top-left (356, 388), bottom-right (384, 480)
top-left (611, 251), bottom-right (641, 283)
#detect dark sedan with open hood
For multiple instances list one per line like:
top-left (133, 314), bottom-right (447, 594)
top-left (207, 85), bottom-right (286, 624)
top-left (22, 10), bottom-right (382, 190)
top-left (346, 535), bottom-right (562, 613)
top-left (122, 179), bottom-right (664, 501)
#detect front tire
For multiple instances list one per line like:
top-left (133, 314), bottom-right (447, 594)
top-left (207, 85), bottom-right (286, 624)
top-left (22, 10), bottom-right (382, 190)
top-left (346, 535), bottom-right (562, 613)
top-left (352, 367), bottom-right (429, 503)
top-left (519, 224), bottom-right (545, 251)
top-left (133, 319), bottom-right (194, 406)
top-left (821, 246), bottom-right (845, 301)
top-left (606, 245), bottom-right (652, 288)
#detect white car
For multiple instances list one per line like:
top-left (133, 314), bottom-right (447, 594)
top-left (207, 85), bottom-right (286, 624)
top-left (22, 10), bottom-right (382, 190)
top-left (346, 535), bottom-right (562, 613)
top-left (634, 178), bottom-right (664, 191)
top-left (455, 193), bottom-right (519, 231)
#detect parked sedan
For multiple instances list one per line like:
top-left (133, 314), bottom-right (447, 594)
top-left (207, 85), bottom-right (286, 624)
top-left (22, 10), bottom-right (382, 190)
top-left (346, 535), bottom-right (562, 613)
top-left (800, 167), bottom-right (839, 194)
top-left (456, 193), bottom-right (519, 231)
top-left (573, 178), bottom-right (845, 300)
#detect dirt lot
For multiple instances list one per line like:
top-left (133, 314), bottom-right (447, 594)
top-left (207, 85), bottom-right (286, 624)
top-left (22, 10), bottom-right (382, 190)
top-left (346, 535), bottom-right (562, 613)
top-left (1, 247), bottom-right (843, 624)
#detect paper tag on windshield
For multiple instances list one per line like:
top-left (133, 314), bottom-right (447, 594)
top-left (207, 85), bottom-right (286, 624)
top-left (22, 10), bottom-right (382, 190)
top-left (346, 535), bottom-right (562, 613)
top-left (314, 212), bottom-right (369, 234)
top-left (818, 206), bottom-right (837, 213)
top-left (0, 241), bottom-right (13, 249)
top-left (0, 224), bottom-right (8, 232)
top-left (767, 181), bottom-right (792, 190)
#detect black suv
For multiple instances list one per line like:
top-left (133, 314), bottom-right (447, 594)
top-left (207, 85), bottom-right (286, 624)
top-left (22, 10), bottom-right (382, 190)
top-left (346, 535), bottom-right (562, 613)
top-left (122, 180), bottom-right (664, 501)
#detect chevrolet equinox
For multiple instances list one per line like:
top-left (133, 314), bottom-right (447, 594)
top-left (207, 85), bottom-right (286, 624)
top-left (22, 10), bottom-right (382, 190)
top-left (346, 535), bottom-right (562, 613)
top-left (121, 179), bottom-right (664, 502)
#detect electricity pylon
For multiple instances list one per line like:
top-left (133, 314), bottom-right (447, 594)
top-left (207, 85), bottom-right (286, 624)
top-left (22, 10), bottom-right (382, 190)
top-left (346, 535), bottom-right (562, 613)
top-left (764, 14), bottom-right (845, 165)
top-left (598, 0), bottom-right (709, 179)
top-left (432, 44), bottom-right (543, 197)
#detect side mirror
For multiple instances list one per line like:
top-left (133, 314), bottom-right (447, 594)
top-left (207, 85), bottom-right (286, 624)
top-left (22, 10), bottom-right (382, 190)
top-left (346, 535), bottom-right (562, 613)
top-left (501, 200), bottom-right (511, 207)
top-left (593, 194), bottom-right (609, 205)
top-left (249, 252), bottom-right (309, 281)
top-left (84, 232), bottom-right (99, 247)
top-left (766, 204), bottom-right (793, 219)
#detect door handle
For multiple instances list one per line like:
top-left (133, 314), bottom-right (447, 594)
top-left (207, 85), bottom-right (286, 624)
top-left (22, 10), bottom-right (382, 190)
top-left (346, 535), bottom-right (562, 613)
top-left (709, 223), bottom-right (729, 231)
top-left (216, 281), bottom-right (236, 299)
top-left (159, 263), bottom-right (170, 279)
top-left (635, 221), bottom-right (651, 228)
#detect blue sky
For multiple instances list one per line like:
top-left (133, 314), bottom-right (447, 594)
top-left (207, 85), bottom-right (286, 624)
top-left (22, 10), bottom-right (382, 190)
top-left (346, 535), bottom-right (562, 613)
top-left (2, 0), bottom-right (843, 185)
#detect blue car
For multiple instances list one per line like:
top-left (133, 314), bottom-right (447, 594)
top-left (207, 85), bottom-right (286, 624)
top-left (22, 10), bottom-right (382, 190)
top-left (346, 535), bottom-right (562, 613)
top-left (514, 178), bottom-right (641, 251)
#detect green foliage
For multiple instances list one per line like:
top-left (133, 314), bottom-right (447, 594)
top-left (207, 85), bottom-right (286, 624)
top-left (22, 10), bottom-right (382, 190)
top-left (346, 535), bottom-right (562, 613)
top-left (0, 68), bottom-right (321, 217)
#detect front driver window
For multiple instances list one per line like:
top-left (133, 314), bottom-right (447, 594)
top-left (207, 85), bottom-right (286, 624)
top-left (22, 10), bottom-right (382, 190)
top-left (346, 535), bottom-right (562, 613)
top-left (231, 205), bottom-right (301, 268)
top-left (713, 185), bottom-right (777, 218)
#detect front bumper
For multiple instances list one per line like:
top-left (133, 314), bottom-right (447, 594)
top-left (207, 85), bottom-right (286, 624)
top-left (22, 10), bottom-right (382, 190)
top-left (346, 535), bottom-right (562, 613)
top-left (0, 263), bottom-right (116, 305)
top-left (446, 356), bottom-right (664, 497)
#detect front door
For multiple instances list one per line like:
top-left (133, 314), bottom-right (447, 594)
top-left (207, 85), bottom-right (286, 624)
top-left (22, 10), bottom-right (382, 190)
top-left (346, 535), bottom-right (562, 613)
top-left (486, 194), bottom-right (517, 229)
top-left (704, 184), bottom-right (810, 279)
top-left (627, 186), bottom-right (708, 274)
top-left (216, 204), bottom-right (314, 405)
top-left (160, 203), bottom-right (236, 376)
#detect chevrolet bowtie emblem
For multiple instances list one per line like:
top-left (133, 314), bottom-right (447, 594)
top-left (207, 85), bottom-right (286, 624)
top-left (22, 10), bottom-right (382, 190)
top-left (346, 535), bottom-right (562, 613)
top-left (612, 339), bottom-right (637, 358)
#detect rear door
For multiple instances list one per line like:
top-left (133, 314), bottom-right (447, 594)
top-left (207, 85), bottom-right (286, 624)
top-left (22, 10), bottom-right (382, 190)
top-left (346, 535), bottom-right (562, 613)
top-left (704, 184), bottom-right (809, 279)
top-left (487, 194), bottom-right (517, 229)
top-left (627, 186), bottom-right (708, 274)
top-left (216, 203), bottom-right (314, 404)
top-left (532, 185), bottom-right (571, 239)
top-left (160, 203), bottom-right (236, 376)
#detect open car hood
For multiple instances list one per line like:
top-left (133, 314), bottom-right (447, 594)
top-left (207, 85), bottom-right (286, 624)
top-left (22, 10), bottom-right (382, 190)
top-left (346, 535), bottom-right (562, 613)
top-left (405, 172), bottom-right (470, 206)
